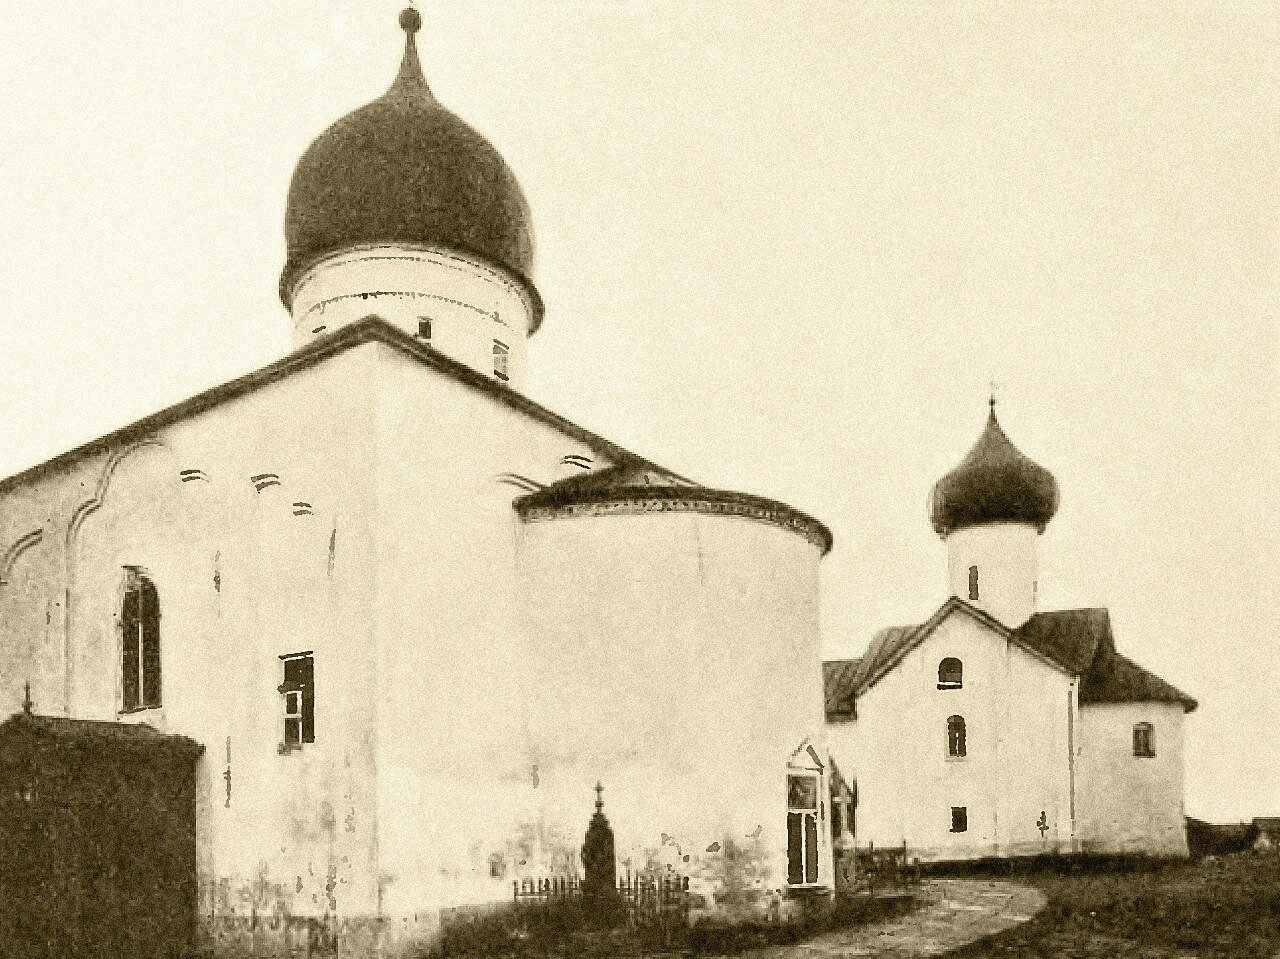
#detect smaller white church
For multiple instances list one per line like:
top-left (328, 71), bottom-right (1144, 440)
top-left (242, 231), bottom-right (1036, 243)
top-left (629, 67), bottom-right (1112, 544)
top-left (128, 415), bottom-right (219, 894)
top-left (824, 402), bottom-right (1197, 861)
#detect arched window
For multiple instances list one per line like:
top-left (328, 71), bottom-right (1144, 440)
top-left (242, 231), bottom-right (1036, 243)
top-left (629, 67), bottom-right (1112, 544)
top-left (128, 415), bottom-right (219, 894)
top-left (938, 657), bottom-right (963, 689)
top-left (121, 573), bottom-right (160, 712)
top-left (947, 715), bottom-right (967, 757)
top-left (968, 565), bottom-right (979, 600)
top-left (1133, 722), bottom-right (1155, 758)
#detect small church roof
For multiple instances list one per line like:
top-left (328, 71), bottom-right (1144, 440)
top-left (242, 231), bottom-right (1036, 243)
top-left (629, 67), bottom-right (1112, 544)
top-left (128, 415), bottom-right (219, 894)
top-left (823, 601), bottom-right (1196, 718)
top-left (280, 8), bottom-right (537, 316)
top-left (1078, 652), bottom-right (1198, 712)
top-left (928, 406), bottom-right (1059, 537)
top-left (515, 464), bottom-right (834, 554)
top-left (0, 712), bottom-right (204, 756)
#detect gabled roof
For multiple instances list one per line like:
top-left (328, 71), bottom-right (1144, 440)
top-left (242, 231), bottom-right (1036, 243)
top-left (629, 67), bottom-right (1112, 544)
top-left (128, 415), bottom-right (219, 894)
top-left (0, 317), bottom-right (687, 498)
top-left (823, 601), bottom-right (1197, 718)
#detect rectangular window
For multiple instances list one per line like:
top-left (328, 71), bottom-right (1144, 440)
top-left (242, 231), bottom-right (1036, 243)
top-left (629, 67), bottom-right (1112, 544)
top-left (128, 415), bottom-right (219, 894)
top-left (950, 806), bottom-right (968, 833)
top-left (493, 340), bottom-right (510, 381)
top-left (417, 318), bottom-right (432, 340)
top-left (968, 565), bottom-right (979, 601)
top-left (1133, 723), bottom-right (1155, 758)
top-left (786, 774), bottom-right (820, 885)
top-left (279, 653), bottom-right (315, 749)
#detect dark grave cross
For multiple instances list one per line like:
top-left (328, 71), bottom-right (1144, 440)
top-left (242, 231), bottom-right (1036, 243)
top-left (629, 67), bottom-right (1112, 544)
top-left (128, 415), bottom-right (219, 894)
top-left (1037, 810), bottom-right (1049, 838)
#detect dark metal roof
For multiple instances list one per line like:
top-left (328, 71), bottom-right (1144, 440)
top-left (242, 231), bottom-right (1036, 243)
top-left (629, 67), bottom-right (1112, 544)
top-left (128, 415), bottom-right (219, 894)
top-left (0, 712), bottom-right (204, 755)
top-left (0, 317), bottom-right (689, 499)
top-left (515, 465), bottom-right (835, 555)
top-left (928, 407), bottom-right (1059, 537)
top-left (280, 10), bottom-right (536, 317)
top-left (1079, 652), bottom-right (1198, 712)
top-left (822, 602), bottom-right (1197, 718)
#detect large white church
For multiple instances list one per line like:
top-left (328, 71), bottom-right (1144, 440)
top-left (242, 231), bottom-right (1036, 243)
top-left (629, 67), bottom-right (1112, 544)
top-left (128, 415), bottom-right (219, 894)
top-left (0, 8), bottom-right (1194, 958)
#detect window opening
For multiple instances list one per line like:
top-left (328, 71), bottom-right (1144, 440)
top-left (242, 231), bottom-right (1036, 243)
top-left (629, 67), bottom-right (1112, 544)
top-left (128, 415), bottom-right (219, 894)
top-left (950, 806), bottom-right (968, 833)
top-left (1133, 722), bottom-right (1155, 758)
top-left (938, 657), bottom-right (963, 689)
top-left (279, 652), bottom-right (315, 750)
top-left (417, 318), bottom-right (432, 340)
top-left (493, 340), bottom-right (510, 381)
top-left (786, 774), bottom-right (820, 885)
top-left (121, 572), bottom-right (161, 712)
top-left (947, 715), bottom-right (967, 758)
top-left (968, 565), bottom-right (979, 600)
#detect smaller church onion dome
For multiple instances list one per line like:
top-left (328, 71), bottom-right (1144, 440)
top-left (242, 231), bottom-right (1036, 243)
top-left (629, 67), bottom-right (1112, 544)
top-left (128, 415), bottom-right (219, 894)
top-left (928, 404), bottom-right (1059, 537)
top-left (280, 7), bottom-right (535, 306)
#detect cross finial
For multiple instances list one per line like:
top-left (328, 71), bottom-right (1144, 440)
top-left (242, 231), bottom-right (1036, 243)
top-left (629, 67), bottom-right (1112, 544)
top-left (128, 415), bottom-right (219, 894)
top-left (594, 781), bottom-right (604, 812)
top-left (22, 682), bottom-right (32, 715)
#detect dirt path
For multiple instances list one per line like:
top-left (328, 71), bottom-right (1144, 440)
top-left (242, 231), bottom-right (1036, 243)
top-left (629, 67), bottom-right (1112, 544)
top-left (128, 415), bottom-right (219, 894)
top-left (739, 879), bottom-right (1046, 958)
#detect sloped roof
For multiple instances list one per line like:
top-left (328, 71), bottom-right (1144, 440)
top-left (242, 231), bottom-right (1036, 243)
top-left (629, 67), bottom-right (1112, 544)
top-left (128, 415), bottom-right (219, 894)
top-left (823, 658), bottom-right (862, 719)
top-left (0, 317), bottom-right (687, 498)
top-left (0, 712), bottom-right (204, 754)
top-left (1079, 652), bottom-right (1198, 712)
top-left (823, 601), bottom-right (1196, 718)
top-left (515, 464), bottom-right (834, 554)
top-left (1016, 608), bottom-right (1115, 674)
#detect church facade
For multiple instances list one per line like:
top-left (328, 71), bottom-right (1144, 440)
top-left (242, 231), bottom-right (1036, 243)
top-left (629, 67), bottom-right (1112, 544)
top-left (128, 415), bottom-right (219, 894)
top-left (0, 10), bottom-right (835, 957)
top-left (0, 8), bottom-right (1199, 958)
top-left (824, 407), bottom-right (1197, 862)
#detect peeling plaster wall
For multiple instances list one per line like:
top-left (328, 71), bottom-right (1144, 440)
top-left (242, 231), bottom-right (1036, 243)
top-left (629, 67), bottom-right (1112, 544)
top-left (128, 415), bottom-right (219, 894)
top-left (829, 611), bottom-right (1075, 860)
top-left (0, 344), bottom-right (383, 956)
top-left (371, 344), bottom-right (616, 949)
top-left (516, 508), bottom-right (830, 919)
top-left (1076, 702), bottom-right (1188, 857)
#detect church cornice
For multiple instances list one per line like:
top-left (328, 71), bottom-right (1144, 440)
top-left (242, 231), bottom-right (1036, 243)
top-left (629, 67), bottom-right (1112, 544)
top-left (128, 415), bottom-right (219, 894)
top-left (516, 486), bottom-right (833, 555)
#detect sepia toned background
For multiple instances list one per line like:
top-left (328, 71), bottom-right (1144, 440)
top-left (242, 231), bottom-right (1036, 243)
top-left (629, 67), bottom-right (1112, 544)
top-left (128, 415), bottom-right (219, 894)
top-left (0, 0), bottom-right (1273, 822)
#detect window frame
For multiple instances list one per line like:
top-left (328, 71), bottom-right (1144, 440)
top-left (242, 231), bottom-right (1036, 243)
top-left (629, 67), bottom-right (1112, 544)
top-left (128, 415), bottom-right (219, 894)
top-left (417, 317), bottom-right (432, 341)
top-left (950, 806), bottom-right (969, 833)
top-left (492, 340), bottom-right (510, 381)
top-left (946, 714), bottom-right (967, 759)
top-left (786, 772), bottom-right (821, 887)
top-left (120, 570), bottom-right (161, 714)
top-left (937, 657), bottom-right (963, 690)
top-left (278, 652), bottom-right (315, 753)
top-left (1132, 722), bottom-right (1155, 758)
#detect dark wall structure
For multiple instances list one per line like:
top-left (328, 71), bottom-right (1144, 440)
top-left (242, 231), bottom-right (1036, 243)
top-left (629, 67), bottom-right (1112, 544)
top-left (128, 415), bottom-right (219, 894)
top-left (0, 709), bottom-right (202, 959)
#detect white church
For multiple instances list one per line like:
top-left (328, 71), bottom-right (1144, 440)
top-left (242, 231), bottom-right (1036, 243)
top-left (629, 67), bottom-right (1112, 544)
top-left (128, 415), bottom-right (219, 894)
top-left (824, 403), bottom-right (1197, 863)
top-left (0, 8), bottom-right (1194, 958)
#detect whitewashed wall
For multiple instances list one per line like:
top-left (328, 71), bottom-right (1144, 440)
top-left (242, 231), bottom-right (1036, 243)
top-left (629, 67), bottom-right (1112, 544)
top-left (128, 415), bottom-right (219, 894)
top-left (1076, 702), bottom-right (1189, 856)
top-left (516, 506), bottom-right (830, 915)
top-left (0, 344), bottom-right (386, 952)
top-left (944, 523), bottom-right (1039, 629)
top-left (827, 609), bottom-right (1075, 860)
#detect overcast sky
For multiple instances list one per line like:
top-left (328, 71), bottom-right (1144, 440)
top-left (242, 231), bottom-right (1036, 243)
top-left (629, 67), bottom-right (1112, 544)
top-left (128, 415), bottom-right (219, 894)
top-left (0, 2), bottom-right (1274, 821)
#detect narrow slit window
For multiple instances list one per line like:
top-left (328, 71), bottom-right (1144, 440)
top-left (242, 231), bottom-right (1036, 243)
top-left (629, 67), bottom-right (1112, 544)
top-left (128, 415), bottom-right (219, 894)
top-left (968, 565), bottom-right (979, 600)
top-left (493, 340), bottom-right (510, 381)
top-left (1133, 722), bottom-right (1155, 758)
top-left (938, 657), bottom-right (963, 689)
top-left (121, 572), bottom-right (161, 712)
top-left (950, 806), bottom-right (968, 833)
top-left (279, 653), bottom-right (315, 750)
top-left (947, 715), bottom-right (967, 757)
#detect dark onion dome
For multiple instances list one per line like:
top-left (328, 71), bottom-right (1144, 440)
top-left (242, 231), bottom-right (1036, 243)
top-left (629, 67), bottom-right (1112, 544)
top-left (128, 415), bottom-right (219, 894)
top-left (928, 404), bottom-right (1059, 537)
top-left (280, 7), bottom-right (536, 313)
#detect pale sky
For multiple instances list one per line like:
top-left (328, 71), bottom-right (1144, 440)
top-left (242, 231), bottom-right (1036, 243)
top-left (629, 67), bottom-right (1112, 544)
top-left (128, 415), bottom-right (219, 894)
top-left (0, 2), bottom-right (1274, 821)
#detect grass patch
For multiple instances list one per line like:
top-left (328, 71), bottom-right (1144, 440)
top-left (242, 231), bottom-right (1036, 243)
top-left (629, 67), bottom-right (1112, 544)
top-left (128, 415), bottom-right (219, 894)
top-left (947, 851), bottom-right (1280, 959)
top-left (430, 891), bottom-right (919, 958)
